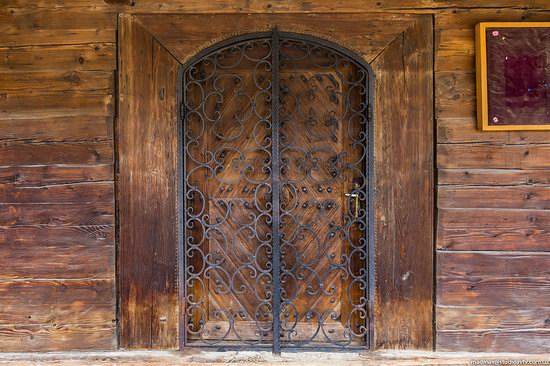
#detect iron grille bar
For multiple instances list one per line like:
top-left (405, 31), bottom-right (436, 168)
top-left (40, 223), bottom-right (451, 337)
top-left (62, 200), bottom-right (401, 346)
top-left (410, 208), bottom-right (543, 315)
top-left (270, 26), bottom-right (282, 355)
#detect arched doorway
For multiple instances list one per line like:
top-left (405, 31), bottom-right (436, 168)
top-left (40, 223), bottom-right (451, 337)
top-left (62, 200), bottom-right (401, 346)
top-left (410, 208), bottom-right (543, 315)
top-left (179, 28), bottom-right (374, 352)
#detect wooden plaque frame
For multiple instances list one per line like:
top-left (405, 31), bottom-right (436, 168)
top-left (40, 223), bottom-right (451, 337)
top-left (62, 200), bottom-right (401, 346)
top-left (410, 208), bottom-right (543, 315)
top-left (475, 22), bottom-right (550, 131)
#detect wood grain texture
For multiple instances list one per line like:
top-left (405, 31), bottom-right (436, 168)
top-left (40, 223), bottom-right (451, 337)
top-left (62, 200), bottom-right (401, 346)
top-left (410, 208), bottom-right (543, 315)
top-left (0, 43), bottom-right (115, 72)
top-left (437, 144), bottom-right (550, 169)
top-left (437, 209), bottom-right (550, 251)
top-left (0, 92), bottom-right (113, 119)
top-left (0, 165), bottom-right (113, 185)
top-left (0, 323), bottom-right (115, 352)
top-left (0, 0), bottom-right (549, 354)
top-left (0, 225), bottom-right (114, 279)
top-left (1, 71), bottom-right (114, 94)
top-left (0, 141), bottom-right (113, 166)
top-left (438, 169), bottom-right (550, 186)
top-left (372, 16), bottom-right (434, 350)
top-left (0, 12), bottom-right (116, 46)
top-left (436, 305), bottom-right (550, 331)
top-left (136, 13), bottom-right (416, 65)
top-left (118, 15), bottom-right (179, 349)
top-left (438, 186), bottom-right (550, 209)
top-left (436, 330), bottom-right (550, 354)
top-left (438, 276), bottom-right (550, 307)
top-left (437, 118), bottom-right (550, 144)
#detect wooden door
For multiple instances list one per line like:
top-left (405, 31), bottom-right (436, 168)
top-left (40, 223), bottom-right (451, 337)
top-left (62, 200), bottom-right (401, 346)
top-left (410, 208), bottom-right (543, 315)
top-left (180, 30), bottom-right (373, 351)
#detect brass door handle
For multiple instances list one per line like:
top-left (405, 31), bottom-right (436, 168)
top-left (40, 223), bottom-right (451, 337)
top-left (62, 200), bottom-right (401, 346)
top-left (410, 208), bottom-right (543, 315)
top-left (345, 192), bottom-right (360, 218)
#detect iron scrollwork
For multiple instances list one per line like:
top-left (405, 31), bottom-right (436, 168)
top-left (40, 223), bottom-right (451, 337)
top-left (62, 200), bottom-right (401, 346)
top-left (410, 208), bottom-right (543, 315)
top-left (180, 28), bottom-right (374, 353)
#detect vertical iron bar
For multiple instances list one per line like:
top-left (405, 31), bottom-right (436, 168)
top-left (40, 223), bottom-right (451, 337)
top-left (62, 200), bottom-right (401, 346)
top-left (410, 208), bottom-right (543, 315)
top-left (271, 26), bottom-right (282, 355)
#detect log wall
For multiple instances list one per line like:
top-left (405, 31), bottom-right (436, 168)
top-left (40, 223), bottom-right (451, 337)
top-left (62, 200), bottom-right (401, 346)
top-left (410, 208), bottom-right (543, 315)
top-left (1, 0), bottom-right (550, 353)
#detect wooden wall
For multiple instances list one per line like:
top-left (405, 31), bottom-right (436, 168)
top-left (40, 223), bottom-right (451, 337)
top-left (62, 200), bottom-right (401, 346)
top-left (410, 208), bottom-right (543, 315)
top-left (1, 0), bottom-right (549, 353)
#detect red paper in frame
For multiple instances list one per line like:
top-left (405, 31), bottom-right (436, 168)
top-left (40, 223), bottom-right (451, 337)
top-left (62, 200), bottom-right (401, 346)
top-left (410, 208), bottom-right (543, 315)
top-left (486, 27), bottom-right (550, 126)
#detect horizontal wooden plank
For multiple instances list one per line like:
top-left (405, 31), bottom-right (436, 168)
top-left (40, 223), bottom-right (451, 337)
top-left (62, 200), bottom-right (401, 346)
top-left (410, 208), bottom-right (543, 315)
top-left (437, 276), bottom-right (550, 307)
top-left (435, 9), bottom-right (550, 30)
top-left (437, 305), bottom-right (550, 331)
top-left (1, 30), bottom-right (114, 48)
top-left (0, 279), bottom-right (114, 324)
top-left (437, 144), bottom-right (550, 169)
top-left (0, 117), bottom-right (112, 143)
top-left (439, 169), bottom-right (550, 186)
top-left (0, 141), bottom-right (113, 166)
top-left (438, 186), bottom-right (550, 209)
top-left (437, 208), bottom-right (550, 251)
top-left (1, 0), bottom-right (434, 15)
top-left (435, 29), bottom-right (474, 72)
top-left (437, 330), bottom-right (550, 353)
top-left (0, 322), bottom-right (116, 352)
top-left (0, 92), bottom-right (113, 119)
top-left (0, 182), bottom-right (113, 204)
top-left (435, 71), bottom-right (475, 118)
top-left (437, 251), bottom-right (550, 278)
top-left (437, 118), bottom-right (550, 144)
top-left (0, 11), bottom-right (115, 32)
top-left (0, 240), bottom-right (114, 279)
top-left (0, 225), bottom-right (113, 246)
top-left (0, 202), bottom-right (114, 227)
top-left (0, 71), bottom-right (113, 94)
top-left (0, 43), bottom-right (115, 72)
top-left (3, 0), bottom-right (550, 14)
top-left (0, 13), bottom-right (116, 46)
top-left (0, 165), bottom-right (113, 185)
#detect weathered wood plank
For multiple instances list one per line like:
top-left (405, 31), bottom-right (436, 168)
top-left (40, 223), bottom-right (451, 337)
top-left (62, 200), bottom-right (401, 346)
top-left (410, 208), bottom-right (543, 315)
top-left (437, 251), bottom-right (550, 278)
top-left (0, 43), bottom-right (116, 72)
top-left (0, 141), bottom-right (113, 166)
top-left (0, 13), bottom-right (116, 46)
top-left (437, 330), bottom-right (550, 353)
top-left (137, 13), bottom-right (416, 64)
top-left (0, 117), bottom-right (112, 144)
top-left (0, 71), bottom-right (113, 94)
top-left (0, 225), bottom-right (113, 246)
top-left (435, 29), bottom-right (474, 72)
top-left (0, 279), bottom-right (115, 324)
top-left (0, 202), bottom-right (113, 227)
top-left (437, 144), bottom-right (550, 169)
top-left (118, 14), bottom-right (180, 350)
top-left (439, 169), bottom-right (550, 186)
top-left (437, 208), bottom-right (550, 251)
top-left (118, 14), bottom-right (155, 349)
top-left (435, 71), bottom-right (475, 119)
top-left (0, 323), bottom-right (116, 352)
top-left (436, 305), bottom-right (550, 331)
top-left (372, 16), bottom-right (434, 350)
top-left (149, 39), bottom-right (179, 350)
top-left (4, 0), bottom-right (550, 14)
top-left (1, 92), bottom-right (113, 119)
top-left (0, 236), bottom-right (114, 279)
top-left (437, 276), bottom-right (550, 307)
top-left (435, 8), bottom-right (550, 30)
top-left (437, 118), bottom-right (550, 144)
top-left (0, 165), bottom-right (113, 185)
top-left (438, 186), bottom-right (550, 209)
top-left (1, 0), bottom-right (434, 15)
top-left (0, 182), bottom-right (113, 204)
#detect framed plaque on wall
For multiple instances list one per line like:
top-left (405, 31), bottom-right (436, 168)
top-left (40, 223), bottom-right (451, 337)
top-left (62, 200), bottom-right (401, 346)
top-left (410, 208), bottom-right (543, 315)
top-left (476, 22), bottom-right (550, 131)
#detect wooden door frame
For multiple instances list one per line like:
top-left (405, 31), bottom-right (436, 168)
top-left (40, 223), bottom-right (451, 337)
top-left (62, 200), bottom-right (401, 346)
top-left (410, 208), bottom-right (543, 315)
top-left (117, 12), bottom-right (434, 351)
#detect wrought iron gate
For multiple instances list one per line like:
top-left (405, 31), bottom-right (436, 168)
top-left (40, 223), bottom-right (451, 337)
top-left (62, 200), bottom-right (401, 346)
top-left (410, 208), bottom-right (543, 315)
top-left (178, 27), bottom-right (374, 353)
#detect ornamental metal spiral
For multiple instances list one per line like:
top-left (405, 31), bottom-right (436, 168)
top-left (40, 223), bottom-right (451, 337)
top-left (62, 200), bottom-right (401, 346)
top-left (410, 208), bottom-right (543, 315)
top-left (180, 28), bottom-right (373, 352)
